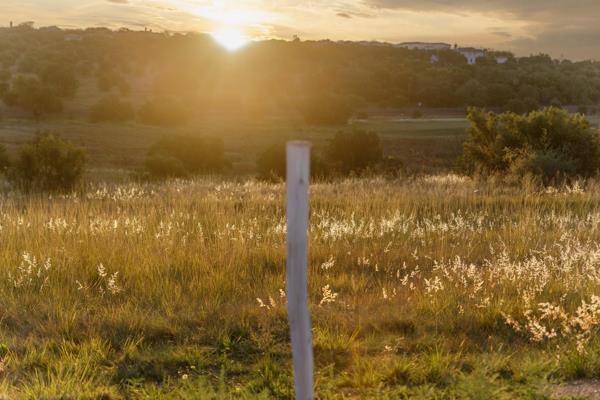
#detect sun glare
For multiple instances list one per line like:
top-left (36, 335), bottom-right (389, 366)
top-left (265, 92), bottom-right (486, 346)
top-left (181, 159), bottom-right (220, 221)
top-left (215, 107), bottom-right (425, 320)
top-left (211, 28), bottom-right (250, 51)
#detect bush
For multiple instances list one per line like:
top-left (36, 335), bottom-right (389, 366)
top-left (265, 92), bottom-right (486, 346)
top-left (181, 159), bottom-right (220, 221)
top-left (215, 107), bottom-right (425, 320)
top-left (459, 107), bottom-right (600, 179)
top-left (325, 129), bottom-right (383, 174)
top-left (9, 133), bottom-right (86, 191)
top-left (375, 156), bottom-right (405, 177)
top-left (508, 149), bottom-right (577, 183)
top-left (138, 98), bottom-right (189, 127)
top-left (299, 94), bottom-right (356, 126)
top-left (256, 143), bottom-right (328, 181)
top-left (89, 95), bottom-right (135, 123)
top-left (145, 135), bottom-right (228, 178)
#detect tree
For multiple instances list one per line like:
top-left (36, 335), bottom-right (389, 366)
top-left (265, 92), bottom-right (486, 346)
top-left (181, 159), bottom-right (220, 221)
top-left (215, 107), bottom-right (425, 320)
top-left (459, 107), bottom-right (600, 181)
top-left (325, 129), bottom-right (383, 174)
top-left (9, 133), bottom-right (86, 191)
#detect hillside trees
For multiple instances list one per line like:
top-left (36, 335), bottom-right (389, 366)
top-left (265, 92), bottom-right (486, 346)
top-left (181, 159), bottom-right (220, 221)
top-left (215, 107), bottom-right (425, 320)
top-left (2, 27), bottom-right (600, 115)
top-left (2, 76), bottom-right (63, 119)
top-left (40, 63), bottom-right (79, 98)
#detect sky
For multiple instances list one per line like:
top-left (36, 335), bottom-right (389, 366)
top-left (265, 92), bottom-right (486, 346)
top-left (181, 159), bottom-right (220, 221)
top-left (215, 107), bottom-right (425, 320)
top-left (2, 0), bottom-right (599, 60)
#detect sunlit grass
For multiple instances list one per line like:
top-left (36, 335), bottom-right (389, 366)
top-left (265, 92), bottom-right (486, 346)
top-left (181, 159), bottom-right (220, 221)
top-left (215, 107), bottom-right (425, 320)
top-left (1, 175), bottom-right (600, 397)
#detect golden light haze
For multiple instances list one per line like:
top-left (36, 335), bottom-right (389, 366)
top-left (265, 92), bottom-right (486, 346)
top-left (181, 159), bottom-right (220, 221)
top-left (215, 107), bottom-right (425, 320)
top-left (3, 0), bottom-right (600, 59)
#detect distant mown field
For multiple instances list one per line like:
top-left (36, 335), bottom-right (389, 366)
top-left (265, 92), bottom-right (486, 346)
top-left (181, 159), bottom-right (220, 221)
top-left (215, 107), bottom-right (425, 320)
top-left (1, 177), bottom-right (600, 398)
top-left (0, 113), bottom-right (468, 179)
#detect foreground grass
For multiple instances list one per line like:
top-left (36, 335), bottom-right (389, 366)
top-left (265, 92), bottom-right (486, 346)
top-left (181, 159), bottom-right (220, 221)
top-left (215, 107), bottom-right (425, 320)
top-left (1, 176), bottom-right (600, 398)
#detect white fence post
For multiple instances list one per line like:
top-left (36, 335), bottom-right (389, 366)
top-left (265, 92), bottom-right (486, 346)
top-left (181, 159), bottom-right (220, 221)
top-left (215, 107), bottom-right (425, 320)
top-left (286, 141), bottom-right (314, 400)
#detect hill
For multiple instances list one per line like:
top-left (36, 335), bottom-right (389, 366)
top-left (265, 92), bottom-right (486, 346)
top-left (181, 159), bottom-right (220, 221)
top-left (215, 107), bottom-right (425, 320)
top-left (1, 25), bottom-right (600, 121)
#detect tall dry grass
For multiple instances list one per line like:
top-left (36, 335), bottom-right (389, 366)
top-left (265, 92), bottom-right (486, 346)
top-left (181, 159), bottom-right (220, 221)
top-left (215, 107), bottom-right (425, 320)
top-left (1, 175), bottom-right (600, 398)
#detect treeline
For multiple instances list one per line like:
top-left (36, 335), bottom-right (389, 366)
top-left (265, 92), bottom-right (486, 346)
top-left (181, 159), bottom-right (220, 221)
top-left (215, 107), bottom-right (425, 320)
top-left (2, 25), bottom-right (600, 123)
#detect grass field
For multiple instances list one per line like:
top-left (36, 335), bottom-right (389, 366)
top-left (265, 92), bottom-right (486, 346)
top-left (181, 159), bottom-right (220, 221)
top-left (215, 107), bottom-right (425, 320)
top-left (1, 176), bottom-right (600, 398)
top-left (3, 109), bottom-right (600, 398)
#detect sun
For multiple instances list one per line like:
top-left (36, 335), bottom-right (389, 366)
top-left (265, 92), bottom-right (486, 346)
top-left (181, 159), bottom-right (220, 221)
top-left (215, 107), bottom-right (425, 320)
top-left (211, 28), bottom-right (250, 51)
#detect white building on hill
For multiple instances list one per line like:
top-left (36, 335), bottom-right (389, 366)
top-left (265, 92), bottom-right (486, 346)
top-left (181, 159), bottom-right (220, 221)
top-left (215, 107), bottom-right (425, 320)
top-left (457, 47), bottom-right (485, 65)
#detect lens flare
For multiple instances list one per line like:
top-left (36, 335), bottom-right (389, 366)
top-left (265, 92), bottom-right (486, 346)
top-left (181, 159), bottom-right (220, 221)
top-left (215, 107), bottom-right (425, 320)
top-left (211, 28), bottom-right (250, 51)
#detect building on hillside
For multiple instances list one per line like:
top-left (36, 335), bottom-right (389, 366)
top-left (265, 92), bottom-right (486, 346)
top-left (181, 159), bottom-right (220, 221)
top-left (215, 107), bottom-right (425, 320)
top-left (457, 47), bottom-right (485, 65)
top-left (396, 42), bottom-right (452, 50)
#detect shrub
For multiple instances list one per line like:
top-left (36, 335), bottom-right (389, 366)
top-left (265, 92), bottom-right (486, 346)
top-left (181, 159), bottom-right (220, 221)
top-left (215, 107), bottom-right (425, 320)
top-left (325, 129), bottom-right (383, 174)
top-left (89, 95), bottom-right (135, 123)
top-left (9, 133), bottom-right (86, 192)
top-left (508, 149), bottom-right (577, 183)
top-left (375, 156), bottom-right (405, 177)
top-left (145, 135), bottom-right (228, 178)
top-left (138, 98), bottom-right (189, 127)
top-left (459, 107), bottom-right (600, 179)
top-left (299, 94), bottom-right (356, 126)
top-left (256, 143), bottom-right (328, 181)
